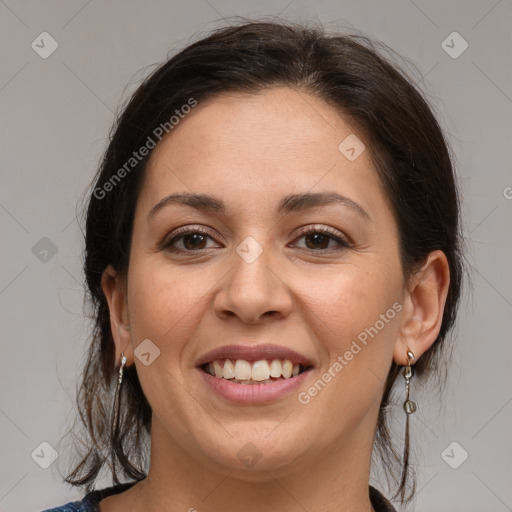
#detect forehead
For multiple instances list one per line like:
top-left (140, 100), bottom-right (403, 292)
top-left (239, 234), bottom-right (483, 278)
top-left (137, 87), bottom-right (388, 219)
top-left (154, 87), bottom-right (356, 159)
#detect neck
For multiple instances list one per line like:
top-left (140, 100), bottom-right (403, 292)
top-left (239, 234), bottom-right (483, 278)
top-left (131, 417), bottom-right (377, 512)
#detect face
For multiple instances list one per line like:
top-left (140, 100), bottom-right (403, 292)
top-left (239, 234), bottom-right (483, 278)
top-left (110, 87), bottom-right (413, 478)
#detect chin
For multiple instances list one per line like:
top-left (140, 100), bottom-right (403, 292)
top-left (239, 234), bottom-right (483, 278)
top-left (195, 429), bottom-right (310, 479)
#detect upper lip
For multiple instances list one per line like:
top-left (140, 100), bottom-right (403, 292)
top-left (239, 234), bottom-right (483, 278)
top-left (196, 344), bottom-right (315, 367)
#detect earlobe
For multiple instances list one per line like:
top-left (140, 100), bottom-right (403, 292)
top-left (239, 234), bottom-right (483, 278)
top-left (101, 264), bottom-right (134, 367)
top-left (393, 250), bottom-right (450, 365)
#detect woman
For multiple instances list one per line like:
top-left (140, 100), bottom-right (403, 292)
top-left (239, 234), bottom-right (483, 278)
top-left (43, 19), bottom-right (463, 512)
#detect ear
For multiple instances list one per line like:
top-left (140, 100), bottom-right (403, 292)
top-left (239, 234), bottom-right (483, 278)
top-left (393, 250), bottom-right (450, 366)
top-left (101, 264), bottom-right (134, 368)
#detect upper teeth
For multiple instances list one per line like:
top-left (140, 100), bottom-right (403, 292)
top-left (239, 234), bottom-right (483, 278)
top-left (206, 359), bottom-right (301, 381)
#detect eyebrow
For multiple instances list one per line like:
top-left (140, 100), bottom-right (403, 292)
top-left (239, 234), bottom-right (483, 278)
top-left (147, 191), bottom-right (370, 220)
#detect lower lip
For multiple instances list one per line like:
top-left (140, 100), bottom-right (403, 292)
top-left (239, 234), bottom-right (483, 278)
top-left (198, 368), bottom-right (312, 404)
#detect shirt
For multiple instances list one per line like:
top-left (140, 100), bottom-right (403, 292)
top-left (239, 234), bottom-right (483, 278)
top-left (41, 480), bottom-right (397, 511)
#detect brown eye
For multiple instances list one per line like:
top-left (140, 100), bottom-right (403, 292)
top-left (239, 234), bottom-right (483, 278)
top-left (161, 228), bottom-right (220, 253)
top-left (292, 227), bottom-right (350, 252)
top-left (181, 233), bottom-right (207, 250)
top-left (304, 232), bottom-right (331, 250)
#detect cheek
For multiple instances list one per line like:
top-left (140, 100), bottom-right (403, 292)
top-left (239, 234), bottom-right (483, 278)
top-left (126, 260), bottom-right (200, 351)
top-left (291, 270), bottom-right (401, 447)
top-left (298, 269), bottom-right (401, 416)
top-left (125, 261), bottom-right (204, 422)
top-left (295, 263), bottom-right (400, 347)
top-left (298, 264), bottom-right (402, 408)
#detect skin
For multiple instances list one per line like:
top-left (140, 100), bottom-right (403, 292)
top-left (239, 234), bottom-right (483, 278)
top-left (100, 87), bottom-right (450, 512)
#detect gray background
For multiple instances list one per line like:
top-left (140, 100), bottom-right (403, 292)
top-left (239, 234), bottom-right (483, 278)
top-left (1, 1), bottom-right (511, 511)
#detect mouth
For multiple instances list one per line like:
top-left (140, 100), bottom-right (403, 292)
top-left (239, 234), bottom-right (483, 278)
top-left (201, 358), bottom-right (312, 384)
top-left (196, 344), bottom-right (314, 400)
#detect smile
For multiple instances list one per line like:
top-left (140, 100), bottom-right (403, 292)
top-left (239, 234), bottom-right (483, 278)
top-left (202, 358), bottom-right (311, 384)
top-left (196, 343), bottom-right (315, 403)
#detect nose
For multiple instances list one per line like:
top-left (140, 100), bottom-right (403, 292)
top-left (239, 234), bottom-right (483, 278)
top-left (213, 242), bottom-right (293, 325)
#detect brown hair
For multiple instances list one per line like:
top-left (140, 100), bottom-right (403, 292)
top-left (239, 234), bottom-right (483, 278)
top-left (60, 18), bottom-right (464, 504)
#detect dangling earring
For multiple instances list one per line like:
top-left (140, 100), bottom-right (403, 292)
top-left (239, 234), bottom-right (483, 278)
top-left (118, 352), bottom-right (127, 386)
top-left (399, 348), bottom-right (416, 499)
top-left (111, 353), bottom-right (127, 450)
top-left (403, 349), bottom-right (416, 414)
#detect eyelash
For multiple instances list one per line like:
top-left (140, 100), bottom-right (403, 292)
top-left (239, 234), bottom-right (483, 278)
top-left (160, 225), bottom-right (350, 254)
